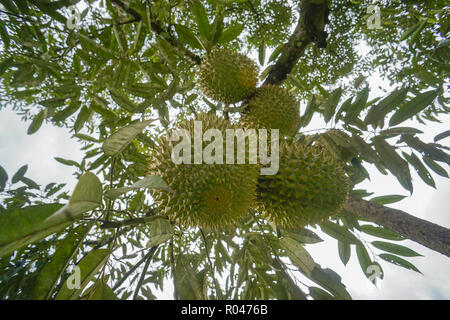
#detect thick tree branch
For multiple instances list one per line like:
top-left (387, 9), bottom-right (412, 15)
top-left (264, 0), bottom-right (329, 86)
top-left (344, 195), bottom-right (450, 257)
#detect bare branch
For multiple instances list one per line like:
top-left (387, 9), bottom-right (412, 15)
top-left (344, 195), bottom-right (450, 257)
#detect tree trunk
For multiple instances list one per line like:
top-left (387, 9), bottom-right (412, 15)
top-left (344, 196), bottom-right (450, 257)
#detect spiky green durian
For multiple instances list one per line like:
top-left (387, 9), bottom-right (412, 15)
top-left (257, 141), bottom-right (350, 228)
top-left (241, 85), bottom-right (300, 137)
top-left (199, 48), bottom-right (258, 104)
top-left (147, 113), bottom-right (259, 230)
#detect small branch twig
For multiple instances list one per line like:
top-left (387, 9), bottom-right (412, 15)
top-left (113, 246), bottom-right (158, 291)
top-left (169, 238), bottom-right (179, 300)
top-left (200, 229), bottom-right (221, 299)
top-left (132, 246), bottom-right (156, 300)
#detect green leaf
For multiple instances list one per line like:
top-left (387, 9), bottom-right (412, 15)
top-left (109, 89), bottom-right (138, 112)
top-left (73, 106), bottom-right (90, 133)
top-left (102, 119), bottom-right (154, 156)
top-left (54, 157), bottom-right (80, 167)
top-left (434, 130), bottom-right (450, 143)
top-left (175, 255), bottom-right (204, 300)
top-left (379, 127), bottom-right (423, 138)
top-left (372, 136), bottom-right (412, 193)
top-left (11, 165), bottom-right (28, 184)
top-left (371, 241), bottom-right (422, 257)
top-left (299, 95), bottom-right (316, 128)
top-left (19, 176), bottom-right (40, 189)
top-left (279, 237), bottom-right (315, 277)
top-left (280, 228), bottom-right (323, 244)
top-left (389, 90), bottom-right (438, 126)
top-left (27, 109), bottom-right (45, 135)
top-left (350, 135), bottom-right (378, 164)
top-left (379, 253), bottom-right (422, 273)
top-left (174, 24), bottom-right (202, 49)
top-left (338, 241), bottom-right (351, 266)
top-left (74, 133), bottom-right (101, 143)
top-left (0, 165), bottom-right (8, 192)
top-left (53, 99), bottom-right (81, 122)
top-left (258, 41), bottom-right (266, 66)
top-left (88, 282), bottom-right (118, 300)
top-left (148, 217), bottom-right (173, 247)
top-left (369, 194), bottom-right (407, 205)
top-left (324, 87), bottom-right (343, 123)
top-left (359, 225), bottom-right (404, 241)
top-left (400, 21), bottom-right (421, 41)
top-left (345, 87), bottom-right (369, 120)
top-left (364, 88), bottom-right (408, 126)
top-left (105, 175), bottom-right (171, 200)
top-left (0, 0), bottom-right (19, 14)
top-left (45, 172), bottom-right (103, 225)
top-left (437, 38), bottom-right (450, 48)
top-left (309, 287), bottom-right (335, 300)
top-left (55, 249), bottom-right (111, 300)
top-left (268, 43), bottom-right (284, 63)
top-left (334, 96), bottom-right (353, 123)
top-left (351, 158), bottom-right (370, 181)
top-left (190, 0), bottom-right (210, 41)
top-left (12, 0), bottom-right (29, 14)
top-left (422, 156), bottom-right (448, 178)
top-left (319, 221), bottom-right (359, 244)
top-left (31, 223), bottom-right (93, 299)
top-left (0, 57), bottom-right (13, 76)
top-left (309, 264), bottom-right (352, 300)
top-left (218, 23), bottom-right (244, 44)
top-left (402, 152), bottom-right (436, 188)
top-left (0, 204), bottom-right (71, 258)
top-left (77, 33), bottom-right (116, 60)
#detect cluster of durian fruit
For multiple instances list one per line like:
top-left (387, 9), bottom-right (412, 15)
top-left (147, 48), bottom-right (350, 230)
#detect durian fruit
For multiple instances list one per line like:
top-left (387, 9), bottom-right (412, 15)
top-left (256, 141), bottom-right (350, 228)
top-left (147, 113), bottom-right (259, 230)
top-left (241, 85), bottom-right (300, 137)
top-left (199, 48), bottom-right (258, 104)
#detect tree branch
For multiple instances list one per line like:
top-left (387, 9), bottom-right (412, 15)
top-left (132, 246), bottom-right (156, 300)
top-left (113, 246), bottom-right (158, 291)
top-left (100, 215), bottom-right (166, 229)
top-left (263, 0), bottom-right (330, 86)
top-left (344, 195), bottom-right (450, 257)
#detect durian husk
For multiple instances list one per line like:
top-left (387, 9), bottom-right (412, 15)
top-left (148, 113), bottom-right (259, 230)
top-left (256, 141), bottom-right (350, 229)
top-left (241, 85), bottom-right (301, 137)
top-left (199, 48), bottom-right (258, 104)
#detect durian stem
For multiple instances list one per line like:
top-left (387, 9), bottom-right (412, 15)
top-left (344, 196), bottom-right (450, 257)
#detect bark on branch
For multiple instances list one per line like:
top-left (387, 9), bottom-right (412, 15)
top-left (344, 195), bottom-right (450, 257)
top-left (264, 0), bottom-right (330, 85)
